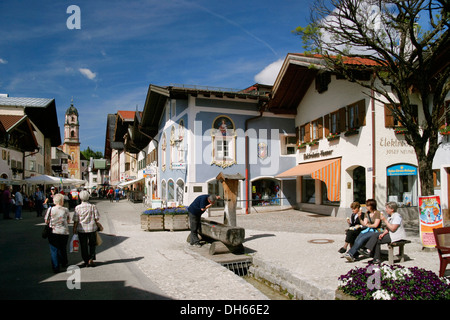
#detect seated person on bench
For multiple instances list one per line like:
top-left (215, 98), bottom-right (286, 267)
top-left (364, 201), bottom-right (407, 264)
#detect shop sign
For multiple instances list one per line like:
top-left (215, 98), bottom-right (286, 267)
top-left (418, 196), bottom-right (444, 248)
top-left (171, 162), bottom-right (186, 170)
top-left (303, 150), bottom-right (333, 160)
top-left (386, 164), bottom-right (417, 176)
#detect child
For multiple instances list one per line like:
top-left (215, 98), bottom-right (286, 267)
top-left (338, 202), bottom-right (363, 253)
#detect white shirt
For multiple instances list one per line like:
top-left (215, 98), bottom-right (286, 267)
top-left (388, 212), bottom-right (407, 242)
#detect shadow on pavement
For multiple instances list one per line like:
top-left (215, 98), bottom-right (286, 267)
top-left (0, 209), bottom-right (169, 300)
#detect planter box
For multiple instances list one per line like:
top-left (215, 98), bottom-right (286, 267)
top-left (164, 214), bottom-right (189, 231)
top-left (141, 214), bottom-right (164, 231)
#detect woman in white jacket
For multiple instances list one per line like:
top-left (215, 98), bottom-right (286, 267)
top-left (364, 202), bottom-right (407, 264)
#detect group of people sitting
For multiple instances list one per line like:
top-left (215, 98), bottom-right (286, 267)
top-left (338, 199), bottom-right (407, 264)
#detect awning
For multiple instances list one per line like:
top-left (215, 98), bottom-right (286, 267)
top-left (277, 158), bottom-right (341, 202)
top-left (118, 177), bottom-right (145, 187)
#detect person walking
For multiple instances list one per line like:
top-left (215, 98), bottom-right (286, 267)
top-left (114, 187), bottom-right (120, 202)
top-left (72, 190), bottom-right (101, 267)
top-left (187, 194), bottom-right (218, 247)
top-left (44, 193), bottom-right (70, 273)
top-left (14, 189), bottom-right (23, 220)
top-left (44, 186), bottom-right (57, 208)
top-left (34, 186), bottom-right (45, 217)
top-left (2, 185), bottom-right (12, 219)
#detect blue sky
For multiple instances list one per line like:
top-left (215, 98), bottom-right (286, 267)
top-left (0, 0), bottom-right (312, 153)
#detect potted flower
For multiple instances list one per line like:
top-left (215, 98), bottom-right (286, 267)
top-left (298, 142), bottom-right (307, 149)
top-left (308, 140), bottom-right (319, 147)
top-left (326, 132), bottom-right (340, 141)
top-left (344, 127), bottom-right (359, 136)
top-left (336, 264), bottom-right (450, 300)
top-left (395, 127), bottom-right (408, 135)
top-left (439, 124), bottom-right (450, 135)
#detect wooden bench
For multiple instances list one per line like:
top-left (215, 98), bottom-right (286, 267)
top-left (387, 240), bottom-right (411, 264)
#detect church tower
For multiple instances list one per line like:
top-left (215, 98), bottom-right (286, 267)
top-left (63, 99), bottom-right (81, 179)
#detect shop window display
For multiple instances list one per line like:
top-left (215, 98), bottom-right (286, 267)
top-left (252, 179), bottom-right (281, 206)
top-left (387, 164), bottom-right (418, 207)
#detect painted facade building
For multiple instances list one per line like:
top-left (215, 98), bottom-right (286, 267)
top-left (274, 53), bottom-right (448, 220)
top-left (138, 84), bottom-right (297, 212)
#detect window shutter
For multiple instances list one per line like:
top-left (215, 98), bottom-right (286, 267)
top-left (304, 123), bottom-right (311, 142)
top-left (384, 104), bottom-right (394, 128)
top-left (339, 107), bottom-right (347, 132)
top-left (357, 99), bottom-right (366, 126)
top-left (324, 114), bottom-right (330, 137)
top-left (317, 117), bottom-right (323, 139)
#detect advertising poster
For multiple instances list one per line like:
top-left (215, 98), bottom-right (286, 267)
top-left (418, 196), bottom-right (444, 248)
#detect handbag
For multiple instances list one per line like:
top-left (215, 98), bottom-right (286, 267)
top-left (95, 232), bottom-right (103, 246)
top-left (96, 221), bottom-right (104, 232)
top-left (42, 208), bottom-right (53, 239)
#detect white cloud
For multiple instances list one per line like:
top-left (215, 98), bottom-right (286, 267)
top-left (0, 58), bottom-right (7, 64)
top-left (254, 59), bottom-right (283, 85)
top-left (79, 68), bottom-right (97, 80)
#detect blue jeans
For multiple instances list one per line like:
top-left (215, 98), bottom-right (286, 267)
top-left (48, 233), bottom-right (69, 272)
top-left (15, 205), bottom-right (22, 219)
top-left (347, 231), bottom-right (376, 257)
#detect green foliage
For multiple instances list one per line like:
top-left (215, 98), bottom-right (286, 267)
top-left (81, 147), bottom-right (103, 159)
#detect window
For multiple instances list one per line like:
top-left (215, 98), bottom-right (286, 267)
top-left (283, 136), bottom-right (297, 155)
top-left (299, 123), bottom-right (310, 143)
top-left (347, 99), bottom-right (366, 129)
top-left (211, 116), bottom-right (236, 168)
top-left (178, 120), bottom-right (185, 163)
top-left (311, 117), bottom-right (323, 140)
top-left (168, 179), bottom-right (175, 201)
top-left (301, 176), bottom-right (316, 203)
top-left (161, 133), bottom-right (167, 171)
top-left (384, 104), bottom-right (418, 128)
top-left (387, 164), bottom-right (418, 206)
top-left (161, 180), bottom-right (167, 201)
top-left (29, 160), bottom-right (36, 172)
top-left (170, 126), bottom-right (177, 167)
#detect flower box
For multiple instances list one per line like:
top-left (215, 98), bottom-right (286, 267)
top-left (326, 133), bottom-right (340, 141)
top-left (141, 206), bottom-right (189, 231)
top-left (394, 127), bottom-right (408, 135)
top-left (439, 125), bottom-right (450, 135)
top-left (141, 214), bottom-right (164, 231)
top-left (164, 214), bottom-right (189, 231)
top-left (344, 128), bottom-right (359, 136)
top-left (164, 206), bottom-right (189, 231)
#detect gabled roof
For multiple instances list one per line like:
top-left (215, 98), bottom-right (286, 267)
top-left (269, 53), bottom-right (378, 114)
top-left (0, 114), bottom-right (38, 151)
top-left (0, 97), bottom-right (61, 146)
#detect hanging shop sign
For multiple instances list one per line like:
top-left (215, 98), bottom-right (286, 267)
top-left (418, 195), bottom-right (444, 248)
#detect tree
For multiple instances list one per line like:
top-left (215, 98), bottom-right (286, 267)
top-left (295, 0), bottom-right (449, 196)
top-left (81, 147), bottom-right (103, 160)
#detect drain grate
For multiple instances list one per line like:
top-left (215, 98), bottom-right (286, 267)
top-left (221, 260), bottom-right (252, 277)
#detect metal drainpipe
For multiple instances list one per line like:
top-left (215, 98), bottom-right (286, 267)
top-left (245, 109), bottom-right (264, 214)
top-left (371, 73), bottom-right (376, 199)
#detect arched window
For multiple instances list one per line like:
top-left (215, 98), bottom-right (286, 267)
top-left (211, 115), bottom-right (236, 168)
top-left (161, 133), bottom-right (167, 172)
